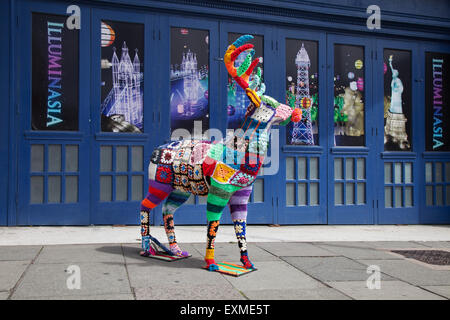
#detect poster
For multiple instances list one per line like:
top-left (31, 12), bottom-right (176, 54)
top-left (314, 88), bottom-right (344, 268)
top-left (285, 39), bottom-right (318, 145)
top-left (383, 49), bottom-right (412, 151)
top-left (333, 44), bottom-right (365, 146)
top-left (100, 20), bottom-right (144, 133)
top-left (32, 13), bottom-right (79, 131)
top-left (170, 27), bottom-right (209, 135)
top-left (425, 52), bottom-right (450, 151)
top-left (227, 33), bottom-right (263, 130)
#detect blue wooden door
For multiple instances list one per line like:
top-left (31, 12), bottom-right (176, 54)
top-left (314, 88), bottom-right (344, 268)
top-left (326, 34), bottom-right (376, 224)
top-left (16, 1), bottom-right (91, 225)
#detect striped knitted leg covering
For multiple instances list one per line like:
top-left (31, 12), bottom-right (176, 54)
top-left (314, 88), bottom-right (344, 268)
top-left (204, 182), bottom-right (238, 271)
top-left (140, 180), bottom-right (173, 257)
top-left (229, 185), bottom-right (254, 269)
top-left (162, 190), bottom-right (191, 257)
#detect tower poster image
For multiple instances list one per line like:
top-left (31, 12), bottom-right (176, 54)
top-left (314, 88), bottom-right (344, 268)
top-left (170, 27), bottom-right (209, 135)
top-left (101, 20), bottom-right (144, 133)
top-left (333, 44), bottom-right (365, 146)
top-left (227, 33), bottom-right (263, 130)
top-left (383, 49), bottom-right (412, 151)
top-left (426, 52), bottom-right (450, 151)
top-left (285, 39), bottom-right (318, 145)
top-left (32, 13), bottom-right (79, 131)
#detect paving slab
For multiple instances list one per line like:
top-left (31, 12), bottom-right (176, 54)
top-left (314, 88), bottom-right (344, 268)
top-left (420, 286), bottom-right (450, 299)
top-left (314, 243), bottom-right (404, 260)
top-left (121, 243), bottom-right (203, 265)
top-left (12, 293), bottom-right (135, 300)
top-left (225, 260), bottom-right (324, 292)
top-left (255, 242), bottom-right (338, 257)
top-left (0, 261), bottom-right (29, 291)
top-left (327, 280), bottom-right (446, 300)
top-left (358, 259), bottom-right (450, 286)
top-left (134, 283), bottom-right (245, 300)
top-left (242, 287), bottom-right (351, 300)
top-left (282, 256), bottom-right (395, 282)
top-left (0, 246), bottom-right (42, 261)
top-left (191, 242), bottom-right (279, 262)
top-left (313, 241), bottom-right (431, 250)
top-left (11, 262), bottom-right (132, 299)
top-left (414, 241), bottom-right (450, 248)
top-left (36, 244), bottom-right (124, 264)
top-left (0, 292), bottom-right (9, 300)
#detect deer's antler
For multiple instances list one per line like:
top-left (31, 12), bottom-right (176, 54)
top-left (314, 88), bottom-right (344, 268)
top-left (225, 35), bottom-right (261, 107)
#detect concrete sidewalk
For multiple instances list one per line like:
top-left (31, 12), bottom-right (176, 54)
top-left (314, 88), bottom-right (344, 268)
top-left (1, 240), bottom-right (449, 300)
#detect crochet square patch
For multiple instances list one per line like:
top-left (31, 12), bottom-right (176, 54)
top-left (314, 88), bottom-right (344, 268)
top-left (160, 149), bottom-right (175, 165)
top-left (190, 142), bottom-right (211, 165)
top-left (229, 171), bottom-right (256, 187)
top-left (150, 148), bottom-right (162, 164)
top-left (250, 103), bottom-right (275, 123)
top-left (212, 163), bottom-right (237, 184)
top-left (155, 164), bottom-right (173, 184)
top-left (191, 180), bottom-right (208, 196)
top-left (240, 153), bottom-right (262, 176)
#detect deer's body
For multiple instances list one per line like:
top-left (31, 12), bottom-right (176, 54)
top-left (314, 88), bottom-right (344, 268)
top-left (139, 35), bottom-right (301, 270)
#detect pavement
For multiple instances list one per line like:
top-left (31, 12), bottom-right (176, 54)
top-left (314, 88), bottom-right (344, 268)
top-left (1, 239), bottom-right (450, 299)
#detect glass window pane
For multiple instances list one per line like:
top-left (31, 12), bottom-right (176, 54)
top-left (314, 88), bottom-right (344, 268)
top-left (394, 162), bottom-right (402, 184)
top-left (298, 157), bottom-right (307, 180)
top-left (116, 146), bottom-right (128, 172)
top-left (298, 183), bottom-right (306, 206)
top-left (425, 162), bottom-right (432, 183)
top-left (446, 163), bottom-right (450, 182)
top-left (171, 27), bottom-right (209, 136)
top-left (100, 175), bottom-right (112, 202)
top-left (404, 162), bottom-right (412, 184)
top-left (131, 146), bottom-right (143, 172)
top-left (310, 158), bottom-right (319, 180)
top-left (100, 146), bottom-right (112, 172)
top-left (227, 33), bottom-right (262, 130)
top-left (32, 13), bottom-right (79, 131)
top-left (30, 176), bottom-right (44, 204)
top-left (426, 185), bottom-right (433, 206)
top-left (65, 145), bottom-right (79, 172)
top-left (436, 185), bottom-right (443, 206)
top-left (101, 20), bottom-right (144, 133)
top-left (384, 49), bottom-right (412, 151)
top-left (65, 176), bottom-right (78, 203)
top-left (253, 179), bottom-right (264, 203)
top-left (435, 162), bottom-right (443, 182)
top-left (310, 182), bottom-right (319, 206)
top-left (356, 158), bottom-right (365, 180)
top-left (285, 39), bottom-right (319, 145)
top-left (385, 186), bottom-right (392, 208)
top-left (394, 186), bottom-right (402, 208)
top-left (286, 183), bottom-right (295, 206)
top-left (116, 175), bottom-right (128, 201)
top-left (384, 162), bottom-right (392, 183)
top-left (334, 183), bottom-right (343, 205)
top-left (31, 145), bottom-right (44, 172)
top-left (48, 145), bottom-right (61, 172)
top-left (446, 186), bottom-right (450, 206)
top-left (334, 44), bottom-right (365, 146)
top-left (404, 186), bottom-right (413, 207)
top-left (334, 158), bottom-right (343, 180)
top-left (286, 157), bottom-right (295, 180)
top-left (131, 175), bottom-right (143, 201)
top-left (48, 176), bottom-right (61, 203)
top-left (346, 158), bottom-right (354, 180)
top-left (425, 52), bottom-right (450, 151)
top-left (346, 183), bottom-right (355, 205)
top-left (357, 182), bottom-right (365, 204)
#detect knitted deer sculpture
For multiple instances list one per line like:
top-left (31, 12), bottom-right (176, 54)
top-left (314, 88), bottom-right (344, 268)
top-left (139, 35), bottom-right (302, 271)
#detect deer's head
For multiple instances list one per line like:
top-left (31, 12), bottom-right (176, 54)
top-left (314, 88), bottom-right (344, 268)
top-left (225, 35), bottom-right (302, 130)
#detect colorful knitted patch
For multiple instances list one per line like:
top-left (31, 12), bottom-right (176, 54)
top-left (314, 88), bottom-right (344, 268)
top-left (203, 261), bottom-right (257, 277)
top-left (212, 163), bottom-right (237, 184)
top-left (155, 164), bottom-right (173, 184)
top-left (150, 148), bottom-right (162, 164)
top-left (229, 171), bottom-right (256, 188)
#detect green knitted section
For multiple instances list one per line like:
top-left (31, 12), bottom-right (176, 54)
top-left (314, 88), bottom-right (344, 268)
top-left (261, 95), bottom-right (280, 108)
top-left (207, 143), bottom-right (225, 161)
top-left (162, 190), bottom-right (190, 216)
top-left (206, 180), bottom-right (240, 221)
top-left (237, 51), bottom-right (253, 77)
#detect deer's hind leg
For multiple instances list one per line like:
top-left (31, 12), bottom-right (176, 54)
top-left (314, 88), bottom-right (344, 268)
top-left (162, 190), bottom-right (191, 257)
top-left (140, 180), bottom-right (173, 257)
top-left (229, 185), bottom-right (254, 269)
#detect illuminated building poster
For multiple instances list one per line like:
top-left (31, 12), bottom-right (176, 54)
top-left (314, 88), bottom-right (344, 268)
top-left (31, 13), bottom-right (79, 131)
top-left (285, 39), bottom-right (318, 145)
top-left (426, 52), bottom-right (450, 151)
top-left (170, 27), bottom-right (209, 135)
top-left (101, 20), bottom-right (144, 133)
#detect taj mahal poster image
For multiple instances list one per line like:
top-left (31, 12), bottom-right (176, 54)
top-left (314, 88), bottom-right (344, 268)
top-left (100, 20), bottom-right (144, 133)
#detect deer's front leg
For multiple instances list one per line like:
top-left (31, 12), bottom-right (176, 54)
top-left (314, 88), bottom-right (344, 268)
top-left (229, 186), bottom-right (254, 269)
